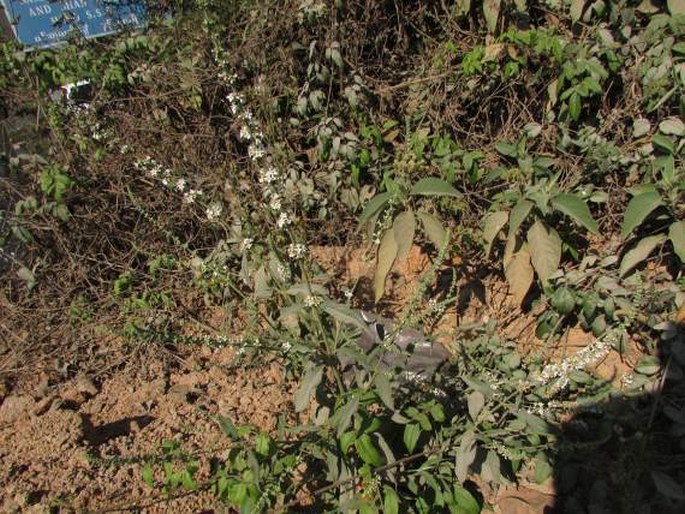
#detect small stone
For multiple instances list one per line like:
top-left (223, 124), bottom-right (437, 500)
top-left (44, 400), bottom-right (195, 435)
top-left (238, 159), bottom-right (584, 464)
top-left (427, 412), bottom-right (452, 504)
top-left (0, 395), bottom-right (34, 423)
top-left (167, 384), bottom-right (191, 404)
top-left (75, 375), bottom-right (99, 396)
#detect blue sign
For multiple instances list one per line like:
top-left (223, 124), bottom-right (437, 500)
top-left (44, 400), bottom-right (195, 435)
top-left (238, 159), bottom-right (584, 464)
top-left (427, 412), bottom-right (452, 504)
top-left (1, 0), bottom-right (147, 49)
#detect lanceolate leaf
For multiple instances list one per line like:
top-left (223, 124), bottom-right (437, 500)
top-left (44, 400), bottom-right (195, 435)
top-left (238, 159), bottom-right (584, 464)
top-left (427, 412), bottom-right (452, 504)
top-left (668, 0), bottom-right (685, 15)
top-left (509, 199), bottom-right (534, 237)
top-left (482, 211), bottom-right (509, 256)
top-left (322, 300), bottom-right (368, 332)
top-left (652, 470), bottom-right (685, 500)
top-left (504, 242), bottom-right (534, 305)
top-left (619, 234), bottom-right (667, 277)
top-left (418, 211), bottom-right (449, 249)
top-left (570, 0), bottom-right (587, 22)
top-left (393, 209), bottom-right (416, 261)
top-left (527, 220), bottom-right (562, 283)
top-left (374, 230), bottom-right (399, 302)
top-left (403, 423), bottom-right (421, 453)
top-left (359, 192), bottom-right (391, 226)
top-left (453, 485), bottom-right (480, 514)
top-left (294, 364), bottom-right (324, 412)
top-left (669, 221), bottom-right (685, 262)
top-left (467, 391), bottom-right (485, 420)
top-left (551, 193), bottom-right (599, 234)
top-left (383, 486), bottom-right (400, 514)
top-left (454, 430), bottom-right (478, 484)
top-left (355, 434), bottom-right (384, 467)
top-left (410, 177), bottom-right (462, 198)
top-left (621, 191), bottom-right (663, 239)
top-left (455, 430), bottom-right (477, 483)
top-left (483, 0), bottom-right (501, 33)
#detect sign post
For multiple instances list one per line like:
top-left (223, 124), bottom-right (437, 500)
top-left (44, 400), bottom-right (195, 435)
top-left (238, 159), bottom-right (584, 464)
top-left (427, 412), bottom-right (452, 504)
top-left (0, 0), bottom-right (147, 49)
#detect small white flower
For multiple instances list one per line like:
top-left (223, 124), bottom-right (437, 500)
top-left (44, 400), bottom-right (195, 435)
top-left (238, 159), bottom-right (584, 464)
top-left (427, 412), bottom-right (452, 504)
top-left (206, 202), bottom-right (223, 221)
top-left (183, 189), bottom-right (202, 204)
top-left (282, 341), bottom-right (292, 352)
top-left (287, 243), bottom-right (307, 260)
top-left (276, 263), bottom-right (291, 281)
top-left (303, 295), bottom-right (322, 308)
top-left (259, 166), bottom-right (279, 184)
top-left (249, 143), bottom-right (266, 160)
top-left (241, 238), bottom-right (254, 251)
top-left (239, 126), bottom-right (252, 141)
top-left (175, 178), bottom-right (187, 192)
top-left (276, 212), bottom-right (292, 229)
top-left (269, 194), bottom-right (282, 211)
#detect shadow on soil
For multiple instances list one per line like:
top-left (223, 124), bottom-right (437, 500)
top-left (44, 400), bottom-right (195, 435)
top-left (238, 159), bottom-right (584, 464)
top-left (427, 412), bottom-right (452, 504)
top-left (82, 414), bottom-right (155, 447)
top-left (551, 333), bottom-right (685, 514)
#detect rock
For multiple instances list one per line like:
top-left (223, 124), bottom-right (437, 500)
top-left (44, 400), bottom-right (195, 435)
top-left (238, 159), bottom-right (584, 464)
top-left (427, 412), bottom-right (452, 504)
top-left (75, 375), bottom-right (99, 396)
top-left (0, 395), bottom-right (34, 423)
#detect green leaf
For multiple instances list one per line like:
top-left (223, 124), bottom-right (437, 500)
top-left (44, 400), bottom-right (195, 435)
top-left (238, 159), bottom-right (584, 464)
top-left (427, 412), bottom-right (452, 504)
top-left (403, 422), bottom-right (421, 452)
top-left (669, 221), bottom-right (685, 262)
top-left (294, 364), bottom-right (324, 412)
top-left (482, 211), bottom-right (509, 256)
top-left (336, 397), bottom-right (359, 437)
top-left (652, 134), bottom-right (674, 154)
top-left (452, 484), bottom-right (481, 514)
top-left (632, 118), bottom-right (651, 138)
top-left (569, 92), bottom-right (581, 120)
top-left (667, 0), bottom-right (685, 16)
top-left (455, 430), bottom-right (477, 483)
top-left (322, 300), bottom-right (368, 333)
top-left (527, 220), bottom-right (562, 283)
top-left (534, 453), bottom-right (553, 484)
top-left (659, 117), bottom-right (685, 136)
top-left (410, 177), bottom-right (462, 198)
top-left (652, 471), bottom-right (685, 500)
top-left (356, 433), bottom-right (384, 467)
top-left (509, 199), bottom-right (534, 236)
top-left (482, 450), bottom-right (502, 484)
top-left (374, 373), bottom-right (395, 410)
top-left (495, 141), bottom-right (517, 157)
top-left (255, 431), bottom-right (270, 456)
top-left (504, 242), bottom-right (534, 305)
top-left (374, 229), bottom-right (398, 303)
top-left (621, 191), bottom-right (664, 238)
top-left (359, 501), bottom-right (378, 514)
top-left (359, 192), bottom-right (391, 226)
top-left (619, 234), bottom-right (667, 277)
top-left (635, 356), bottom-right (661, 376)
top-left (393, 209), bottom-right (416, 261)
top-left (570, 0), bottom-right (586, 22)
top-left (483, 0), bottom-right (501, 33)
top-left (551, 287), bottom-right (576, 315)
top-left (467, 391), bottom-right (485, 420)
top-left (142, 463), bottom-right (155, 486)
top-left (253, 266), bottom-right (272, 299)
top-left (339, 431), bottom-right (356, 454)
top-left (551, 193), bottom-right (599, 234)
top-left (417, 211), bottom-right (449, 249)
top-left (383, 486), bottom-right (400, 514)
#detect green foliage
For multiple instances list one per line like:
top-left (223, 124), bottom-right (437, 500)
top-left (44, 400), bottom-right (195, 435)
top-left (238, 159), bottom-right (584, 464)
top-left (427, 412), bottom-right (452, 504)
top-left (1, 1), bottom-right (683, 512)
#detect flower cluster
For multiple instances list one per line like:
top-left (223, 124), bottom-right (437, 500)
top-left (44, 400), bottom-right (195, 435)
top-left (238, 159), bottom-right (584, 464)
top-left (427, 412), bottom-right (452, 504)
top-left (287, 243), bottom-right (308, 260)
top-left (214, 46), bottom-right (296, 236)
top-left (133, 155), bottom-right (209, 210)
top-left (532, 335), bottom-right (611, 394)
top-left (303, 295), bottom-right (323, 308)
